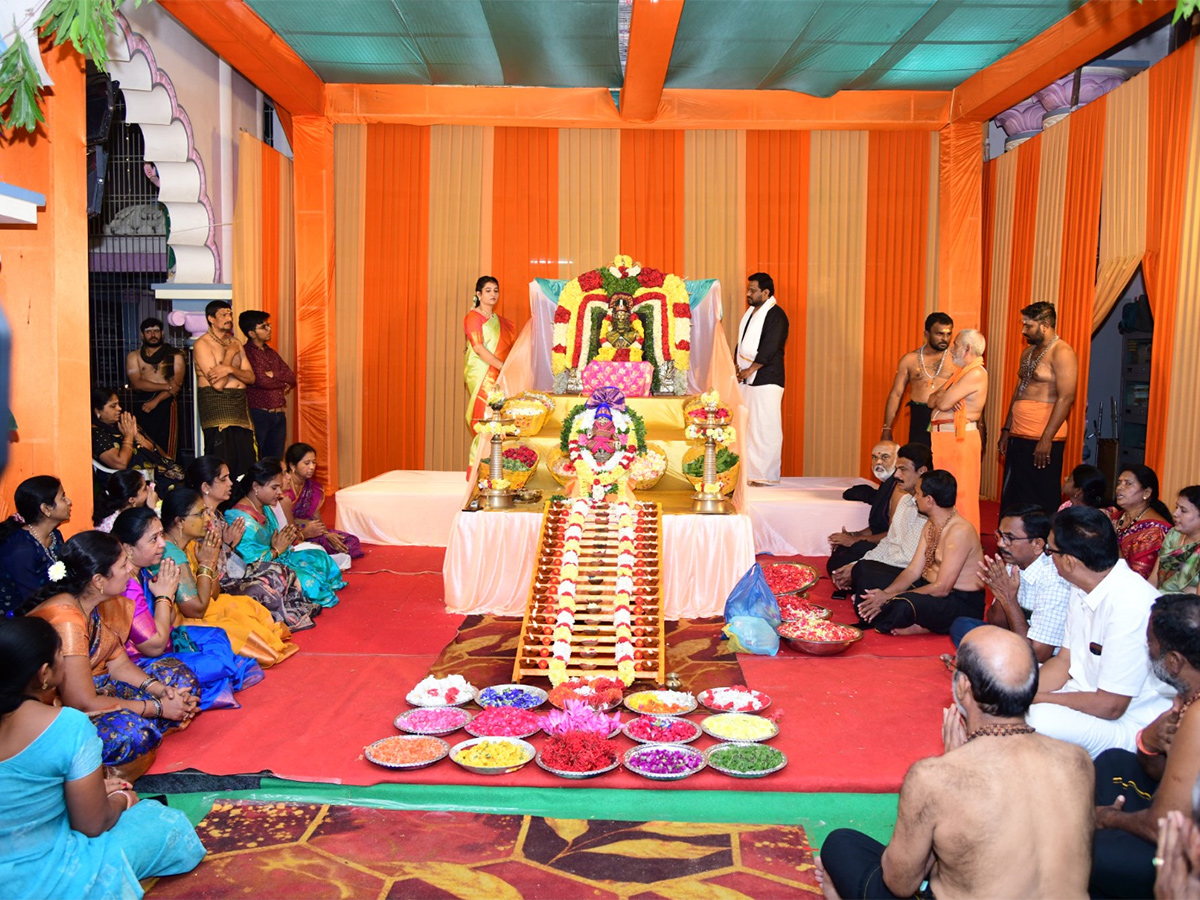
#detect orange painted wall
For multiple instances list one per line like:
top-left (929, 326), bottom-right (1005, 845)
top-left (0, 45), bottom-right (92, 528)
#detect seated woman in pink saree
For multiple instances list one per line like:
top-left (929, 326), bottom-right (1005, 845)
top-left (282, 443), bottom-right (364, 559)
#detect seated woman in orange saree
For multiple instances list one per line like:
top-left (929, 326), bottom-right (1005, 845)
top-left (464, 276), bottom-right (516, 430)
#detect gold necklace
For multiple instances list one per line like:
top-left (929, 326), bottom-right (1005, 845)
top-left (1120, 505), bottom-right (1149, 531)
top-left (924, 510), bottom-right (957, 572)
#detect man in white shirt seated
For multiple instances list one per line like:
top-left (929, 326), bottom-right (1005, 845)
top-left (948, 503), bottom-right (1072, 662)
top-left (1026, 505), bottom-right (1172, 758)
top-left (831, 443), bottom-right (932, 598)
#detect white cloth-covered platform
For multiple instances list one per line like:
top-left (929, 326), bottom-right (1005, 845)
top-left (338, 470), bottom-right (875, 563)
top-left (335, 471), bottom-right (468, 546)
top-left (744, 476), bottom-right (874, 557)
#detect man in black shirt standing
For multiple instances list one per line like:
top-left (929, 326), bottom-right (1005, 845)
top-left (735, 272), bottom-right (789, 485)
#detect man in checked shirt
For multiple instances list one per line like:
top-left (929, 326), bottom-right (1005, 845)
top-left (949, 503), bottom-right (1074, 662)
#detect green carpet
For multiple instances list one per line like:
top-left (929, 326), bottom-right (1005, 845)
top-left (162, 778), bottom-right (898, 849)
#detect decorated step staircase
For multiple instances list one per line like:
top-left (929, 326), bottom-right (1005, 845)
top-left (513, 499), bottom-right (665, 685)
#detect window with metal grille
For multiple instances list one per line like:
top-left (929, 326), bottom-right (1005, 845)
top-left (87, 87), bottom-right (196, 464)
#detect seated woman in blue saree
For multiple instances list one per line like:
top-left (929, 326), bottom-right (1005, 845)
top-left (0, 616), bottom-right (205, 899)
top-left (113, 507), bottom-right (266, 711)
top-left (24, 531), bottom-right (200, 781)
top-left (224, 459), bottom-right (346, 607)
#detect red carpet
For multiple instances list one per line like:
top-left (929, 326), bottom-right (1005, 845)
top-left (148, 800), bottom-right (821, 899)
top-left (147, 503), bottom-right (994, 791)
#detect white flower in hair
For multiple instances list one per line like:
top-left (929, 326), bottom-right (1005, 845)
top-left (47, 561), bottom-right (67, 582)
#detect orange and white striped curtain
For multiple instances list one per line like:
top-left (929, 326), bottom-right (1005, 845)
top-left (327, 124), bottom-right (941, 485)
top-left (980, 41), bottom-right (1200, 501)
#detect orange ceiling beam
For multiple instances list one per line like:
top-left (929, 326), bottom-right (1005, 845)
top-left (620, 0), bottom-right (686, 122)
top-left (950, 0), bottom-right (1175, 123)
top-left (324, 84), bottom-right (951, 131)
top-left (157, 0), bottom-right (325, 119)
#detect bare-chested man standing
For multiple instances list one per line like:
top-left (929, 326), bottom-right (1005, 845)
top-left (193, 300), bottom-right (257, 478)
top-left (881, 312), bottom-right (957, 448)
top-left (999, 301), bottom-right (1079, 515)
top-left (818, 625), bottom-right (1094, 900)
top-left (855, 469), bottom-right (986, 636)
top-left (928, 329), bottom-right (988, 534)
top-left (126, 317), bottom-right (185, 458)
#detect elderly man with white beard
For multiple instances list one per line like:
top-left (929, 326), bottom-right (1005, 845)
top-left (827, 441), bottom-right (902, 577)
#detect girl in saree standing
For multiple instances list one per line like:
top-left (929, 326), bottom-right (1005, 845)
top-left (464, 276), bottom-right (516, 430)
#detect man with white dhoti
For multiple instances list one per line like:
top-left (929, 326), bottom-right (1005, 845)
top-left (736, 272), bottom-right (789, 486)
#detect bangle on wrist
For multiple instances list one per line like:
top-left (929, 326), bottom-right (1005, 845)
top-left (111, 789), bottom-right (133, 811)
top-left (147, 696), bottom-right (163, 718)
top-left (139, 677), bottom-right (155, 692)
top-left (1136, 728), bottom-right (1160, 756)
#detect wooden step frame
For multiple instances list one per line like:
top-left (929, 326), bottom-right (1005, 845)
top-left (512, 499), bottom-right (665, 684)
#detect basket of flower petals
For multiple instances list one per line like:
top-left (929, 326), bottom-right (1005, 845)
top-left (697, 686), bottom-right (772, 713)
top-left (547, 446), bottom-right (575, 486)
top-left (501, 398), bottom-right (549, 437)
top-left (683, 397), bottom-right (732, 425)
top-left (537, 732), bottom-right (623, 779)
top-left (622, 715), bottom-right (702, 745)
top-left (761, 563), bottom-right (820, 597)
top-left (465, 706), bottom-right (542, 740)
top-left (629, 442), bottom-right (669, 491)
top-left (542, 700), bottom-right (623, 740)
top-left (777, 619), bottom-right (864, 656)
top-left (547, 677), bottom-right (624, 711)
top-left (776, 596), bottom-right (832, 623)
top-left (500, 443), bottom-right (540, 490)
top-left (623, 743), bottom-right (706, 781)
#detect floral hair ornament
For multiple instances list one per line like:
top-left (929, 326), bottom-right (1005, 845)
top-left (47, 561), bottom-right (67, 582)
top-left (13, 513), bottom-right (24, 524)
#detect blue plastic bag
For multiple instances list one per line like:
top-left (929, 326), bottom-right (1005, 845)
top-left (721, 563), bottom-right (782, 655)
top-left (724, 563), bottom-right (782, 626)
top-left (723, 616), bottom-right (780, 656)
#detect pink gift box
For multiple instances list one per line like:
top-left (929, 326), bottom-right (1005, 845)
top-left (581, 361), bottom-right (654, 397)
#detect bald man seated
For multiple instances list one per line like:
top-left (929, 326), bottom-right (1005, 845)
top-left (818, 626), bottom-right (1095, 899)
top-left (828, 440), bottom-right (902, 579)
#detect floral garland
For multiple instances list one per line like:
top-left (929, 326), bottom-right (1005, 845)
top-left (551, 255), bottom-right (691, 376)
top-left (612, 503), bottom-right (638, 684)
top-left (548, 500), bottom-right (589, 686)
top-left (685, 423), bottom-right (737, 445)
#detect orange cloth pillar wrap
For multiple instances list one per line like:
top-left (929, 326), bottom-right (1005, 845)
top-left (291, 116), bottom-right (341, 487)
top-left (1144, 42), bottom-right (1197, 475)
top-left (745, 131), bottom-right (810, 476)
top-left (861, 131), bottom-right (932, 475)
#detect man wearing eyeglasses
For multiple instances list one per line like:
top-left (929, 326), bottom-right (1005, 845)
top-left (946, 504), bottom-right (1072, 662)
top-left (1026, 506), bottom-right (1173, 758)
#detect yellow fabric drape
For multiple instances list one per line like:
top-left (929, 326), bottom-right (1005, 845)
top-left (333, 124), bottom-right (366, 487)
top-left (427, 125), bottom-right (489, 472)
top-left (1031, 119), bottom-right (1070, 309)
top-left (981, 151), bottom-right (1019, 499)
top-left (558, 128), bottom-right (621, 277)
top-left (683, 130), bottom-right (745, 353)
top-left (805, 131), bottom-right (868, 476)
top-left (1161, 50), bottom-right (1200, 500)
top-left (924, 131), bottom-right (941, 317)
top-left (1093, 72), bottom-right (1149, 331)
top-left (232, 134), bottom-right (263, 325)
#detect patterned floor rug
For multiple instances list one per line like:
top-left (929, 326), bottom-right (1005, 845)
top-left (148, 800), bottom-right (820, 899)
top-left (427, 615), bottom-right (745, 693)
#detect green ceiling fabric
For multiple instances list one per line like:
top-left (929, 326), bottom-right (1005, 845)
top-left (667, 0), bottom-right (1085, 96)
top-left (244, 0), bottom-right (622, 87)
